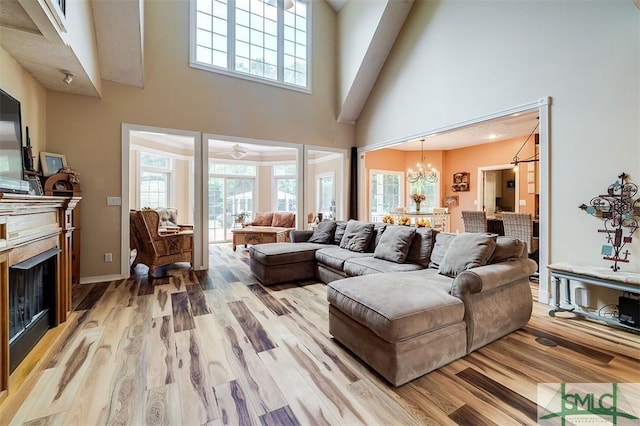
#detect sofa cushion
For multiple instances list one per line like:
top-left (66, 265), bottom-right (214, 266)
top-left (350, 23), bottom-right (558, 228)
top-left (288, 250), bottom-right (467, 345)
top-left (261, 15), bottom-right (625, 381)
top-left (272, 211), bottom-right (295, 228)
top-left (489, 236), bottom-right (526, 263)
top-left (308, 221), bottom-right (337, 244)
top-left (316, 246), bottom-right (372, 270)
top-left (343, 257), bottom-right (424, 276)
top-left (252, 211), bottom-right (274, 226)
top-left (339, 220), bottom-right (374, 252)
top-left (429, 232), bottom-right (457, 269)
top-left (250, 242), bottom-right (325, 266)
top-left (438, 232), bottom-right (497, 277)
top-left (373, 226), bottom-right (416, 263)
top-left (405, 227), bottom-right (435, 267)
top-left (334, 221), bottom-right (347, 245)
top-left (367, 223), bottom-right (387, 252)
top-left (327, 272), bottom-right (464, 342)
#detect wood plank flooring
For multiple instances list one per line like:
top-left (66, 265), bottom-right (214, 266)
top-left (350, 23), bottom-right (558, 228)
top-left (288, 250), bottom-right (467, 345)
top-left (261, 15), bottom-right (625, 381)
top-left (7, 244), bottom-right (640, 425)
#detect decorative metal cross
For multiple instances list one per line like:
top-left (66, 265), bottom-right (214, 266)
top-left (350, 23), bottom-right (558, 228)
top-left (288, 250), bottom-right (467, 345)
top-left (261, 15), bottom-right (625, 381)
top-left (578, 172), bottom-right (639, 271)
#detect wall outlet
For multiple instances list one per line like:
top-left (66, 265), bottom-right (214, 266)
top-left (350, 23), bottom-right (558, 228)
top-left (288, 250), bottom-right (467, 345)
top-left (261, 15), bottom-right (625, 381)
top-left (519, 199), bottom-right (527, 206)
top-left (104, 252), bottom-right (112, 262)
top-left (107, 196), bottom-right (122, 206)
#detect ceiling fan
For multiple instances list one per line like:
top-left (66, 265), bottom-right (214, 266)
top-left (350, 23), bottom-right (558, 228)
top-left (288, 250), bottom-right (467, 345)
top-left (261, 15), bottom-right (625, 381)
top-left (215, 143), bottom-right (248, 159)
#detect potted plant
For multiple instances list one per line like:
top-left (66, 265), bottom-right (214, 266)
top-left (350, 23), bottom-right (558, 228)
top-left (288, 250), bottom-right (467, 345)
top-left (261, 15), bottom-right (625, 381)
top-left (235, 211), bottom-right (249, 224)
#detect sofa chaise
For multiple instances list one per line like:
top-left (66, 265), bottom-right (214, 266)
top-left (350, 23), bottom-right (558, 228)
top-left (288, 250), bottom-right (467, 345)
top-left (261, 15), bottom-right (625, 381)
top-left (248, 220), bottom-right (537, 386)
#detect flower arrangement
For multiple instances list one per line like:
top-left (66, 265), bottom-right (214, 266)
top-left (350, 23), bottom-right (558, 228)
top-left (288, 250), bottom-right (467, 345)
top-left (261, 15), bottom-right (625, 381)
top-left (416, 218), bottom-right (431, 228)
top-left (397, 215), bottom-right (412, 226)
top-left (235, 211), bottom-right (249, 223)
top-left (382, 214), bottom-right (395, 224)
top-left (411, 193), bottom-right (426, 203)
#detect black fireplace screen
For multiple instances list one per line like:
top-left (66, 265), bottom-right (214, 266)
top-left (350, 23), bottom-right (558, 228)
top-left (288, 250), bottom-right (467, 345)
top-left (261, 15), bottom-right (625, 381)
top-left (9, 247), bottom-right (58, 372)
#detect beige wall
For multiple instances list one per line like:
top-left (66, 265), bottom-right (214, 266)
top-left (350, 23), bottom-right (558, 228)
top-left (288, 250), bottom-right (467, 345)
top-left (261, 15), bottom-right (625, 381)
top-left (356, 0), bottom-right (640, 273)
top-left (0, 48), bottom-right (47, 165)
top-left (42, 0), bottom-right (344, 279)
top-left (336, 0), bottom-right (387, 109)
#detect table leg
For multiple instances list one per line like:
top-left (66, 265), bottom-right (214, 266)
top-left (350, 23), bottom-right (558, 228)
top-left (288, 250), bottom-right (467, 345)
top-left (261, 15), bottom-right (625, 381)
top-left (549, 275), bottom-right (575, 317)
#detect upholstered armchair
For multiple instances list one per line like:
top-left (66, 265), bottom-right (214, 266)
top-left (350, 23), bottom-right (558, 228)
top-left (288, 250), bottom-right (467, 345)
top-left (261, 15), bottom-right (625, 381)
top-left (130, 209), bottom-right (193, 276)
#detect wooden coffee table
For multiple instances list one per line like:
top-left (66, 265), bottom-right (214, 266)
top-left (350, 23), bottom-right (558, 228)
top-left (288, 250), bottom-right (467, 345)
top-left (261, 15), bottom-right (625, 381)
top-left (231, 226), bottom-right (291, 250)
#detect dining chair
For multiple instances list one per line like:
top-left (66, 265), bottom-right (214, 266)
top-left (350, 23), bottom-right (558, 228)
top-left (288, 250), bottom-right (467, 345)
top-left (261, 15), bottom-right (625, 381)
top-left (501, 212), bottom-right (539, 255)
top-left (461, 210), bottom-right (487, 233)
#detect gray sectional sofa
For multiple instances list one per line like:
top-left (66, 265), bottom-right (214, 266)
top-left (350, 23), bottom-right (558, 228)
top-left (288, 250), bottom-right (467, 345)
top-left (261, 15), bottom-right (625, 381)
top-left (249, 219), bottom-right (537, 386)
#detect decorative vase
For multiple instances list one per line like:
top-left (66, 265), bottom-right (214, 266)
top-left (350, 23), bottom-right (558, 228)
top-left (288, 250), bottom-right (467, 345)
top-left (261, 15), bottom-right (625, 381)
top-left (415, 201), bottom-right (421, 212)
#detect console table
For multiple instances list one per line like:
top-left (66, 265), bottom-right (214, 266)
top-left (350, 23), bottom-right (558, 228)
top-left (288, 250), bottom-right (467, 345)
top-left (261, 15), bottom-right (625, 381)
top-left (548, 262), bottom-right (640, 332)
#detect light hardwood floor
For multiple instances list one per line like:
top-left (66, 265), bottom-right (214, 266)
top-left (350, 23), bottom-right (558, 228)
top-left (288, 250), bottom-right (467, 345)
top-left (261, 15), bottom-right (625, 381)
top-left (7, 244), bottom-right (640, 425)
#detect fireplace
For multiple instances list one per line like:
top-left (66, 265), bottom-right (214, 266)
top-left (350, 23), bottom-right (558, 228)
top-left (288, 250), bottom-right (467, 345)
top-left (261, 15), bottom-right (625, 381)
top-left (8, 247), bottom-right (58, 373)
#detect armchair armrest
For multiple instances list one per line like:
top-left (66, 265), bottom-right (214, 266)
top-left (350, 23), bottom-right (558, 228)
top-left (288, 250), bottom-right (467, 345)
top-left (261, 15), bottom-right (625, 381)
top-left (450, 258), bottom-right (537, 298)
top-left (290, 230), bottom-right (314, 242)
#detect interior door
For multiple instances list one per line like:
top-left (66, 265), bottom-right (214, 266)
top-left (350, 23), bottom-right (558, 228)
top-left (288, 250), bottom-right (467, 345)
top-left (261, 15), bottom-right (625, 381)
top-left (483, 171), bottom-right (497, 214)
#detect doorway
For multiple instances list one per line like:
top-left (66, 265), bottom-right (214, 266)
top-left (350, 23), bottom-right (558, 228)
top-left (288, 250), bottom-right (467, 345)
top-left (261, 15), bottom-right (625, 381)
top-left (478, 165), bottom-right (520, 216)
top-left (121, 124), bottom-right (206, 276)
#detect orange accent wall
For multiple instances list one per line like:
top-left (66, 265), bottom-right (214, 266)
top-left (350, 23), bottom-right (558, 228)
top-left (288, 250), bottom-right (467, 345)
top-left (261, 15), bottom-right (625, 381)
top-left (364, 137), bottom-right (537, 232)
top-left (443, 137), bottom-right (537, 233)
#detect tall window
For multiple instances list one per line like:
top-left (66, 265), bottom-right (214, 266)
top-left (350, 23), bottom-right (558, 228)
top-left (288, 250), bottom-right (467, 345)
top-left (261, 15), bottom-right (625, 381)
top-left (408, 177), bottom-right (438, 210)
top-left (274, 164), bottom-right (296, 212)
top-left (316, 173), bottom-right (334, 218)
top-left (370, 170), bottom-right (403, 222)
top-left (192, 0), bottom-right (309, 89)
top-left (139, 152), bottom-right (172, 208)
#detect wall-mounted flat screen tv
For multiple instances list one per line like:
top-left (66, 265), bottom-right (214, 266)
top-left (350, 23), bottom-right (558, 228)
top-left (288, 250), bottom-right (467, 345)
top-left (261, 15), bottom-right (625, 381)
top-left (0, 89), bottom-right (25, 187)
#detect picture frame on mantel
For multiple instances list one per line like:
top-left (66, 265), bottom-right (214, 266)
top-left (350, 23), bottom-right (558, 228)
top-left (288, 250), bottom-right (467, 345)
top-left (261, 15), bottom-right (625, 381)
top-left (40, 152), bottom-right (67, 177)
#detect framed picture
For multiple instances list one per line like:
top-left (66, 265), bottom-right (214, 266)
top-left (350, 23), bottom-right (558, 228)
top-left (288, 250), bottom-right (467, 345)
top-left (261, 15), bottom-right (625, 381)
top-left (40, 152), bottom-right (67, 177)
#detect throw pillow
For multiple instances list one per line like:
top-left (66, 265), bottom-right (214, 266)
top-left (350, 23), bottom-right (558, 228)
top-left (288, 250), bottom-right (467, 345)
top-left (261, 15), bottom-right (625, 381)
top-left (489, 236), bottom-right (525, 264)
top-left (334, 221), bottom-right (348, 245)
top-left (373, 226), bottom-right (416, 263)
top-left (367, 223), bottom-right (387, 252)
top-left (339, 220), bottom-right (374, 252)
top-left (308, 221), bottom-right (337, 244)
top-left (405, 227), bottom-right (435, 266)
top-left (438, 232), bottom-right (498, 277)
top-left (272, 211), bottom-right (295, 227)
top-left (428, 232), bottom-right (457, 269)
top-left (252, 211), bottom-right (273, 226)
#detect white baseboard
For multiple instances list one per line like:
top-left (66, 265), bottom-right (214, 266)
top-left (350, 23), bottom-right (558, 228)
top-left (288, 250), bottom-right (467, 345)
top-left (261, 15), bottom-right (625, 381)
top-left (79, 274), bottom-right (127, 284)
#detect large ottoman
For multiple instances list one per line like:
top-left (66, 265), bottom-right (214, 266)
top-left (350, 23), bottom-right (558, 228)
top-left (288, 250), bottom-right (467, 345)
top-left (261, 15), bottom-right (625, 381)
top-left (249, 242), bottom-right (325, 285)
top-left (327, 271), bottom-right (467, 386)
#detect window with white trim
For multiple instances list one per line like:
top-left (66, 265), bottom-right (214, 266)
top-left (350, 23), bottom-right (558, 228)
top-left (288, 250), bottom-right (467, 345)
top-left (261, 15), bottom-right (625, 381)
top-left (370, 170), bottom-right (404, 222)
top-left (274, 164), bottom-right (296, 211)
top-left (191, 0), bottom-right (309, 89)
top-left (408, 177), bottom-right (438, 210)
top-left (316, 172), bottom-right (334, 218)
top-left (139, 152), bottom-right (172, 208)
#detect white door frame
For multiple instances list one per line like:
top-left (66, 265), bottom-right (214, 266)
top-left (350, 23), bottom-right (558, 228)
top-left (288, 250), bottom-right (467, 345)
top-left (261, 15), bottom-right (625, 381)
top-left (476, 164), bottom-right (520, 214)
top-left (356, 97), bottom-right (551, 304)
top-left (121, 123), bottom-right (207, 279)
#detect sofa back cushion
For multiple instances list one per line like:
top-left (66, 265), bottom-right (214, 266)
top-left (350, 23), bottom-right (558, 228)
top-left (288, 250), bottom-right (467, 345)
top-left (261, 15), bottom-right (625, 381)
top-left (367, 223), bottom-right (387, 252)
top-left (308, 221), bottom-right (337, 243)
top-left (438, 232), bottom-right (497, 277)
top-left (339, 220), bottom-right (374, 252)
top-left (429, 232), bottom-right (457, 269)
top-left (406, 227), bottom-right (435, 267)
top-left (334, 221), bottom-right (348, 245)
top-left (489, 236), bottom-right (526, 263)
top-left (272, 211), bottom-right (295, 227)
top-left (253, 211), bottom-right (274, 226)
top-left (373, 225), bottom-right (416, 263)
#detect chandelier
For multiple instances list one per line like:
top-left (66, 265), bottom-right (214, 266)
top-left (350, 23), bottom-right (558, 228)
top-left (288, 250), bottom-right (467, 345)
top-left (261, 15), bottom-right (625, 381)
top-left (407, 138), bottom-right (438, 184)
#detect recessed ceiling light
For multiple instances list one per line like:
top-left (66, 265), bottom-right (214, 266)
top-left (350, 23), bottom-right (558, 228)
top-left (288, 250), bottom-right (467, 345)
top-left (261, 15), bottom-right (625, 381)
top-left (488, 133), bottom-right (498, 139)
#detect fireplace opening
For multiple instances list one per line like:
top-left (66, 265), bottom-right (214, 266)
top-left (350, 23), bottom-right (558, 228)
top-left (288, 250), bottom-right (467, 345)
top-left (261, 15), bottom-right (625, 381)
top-left (9, 247), bottom-right (58, 373)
